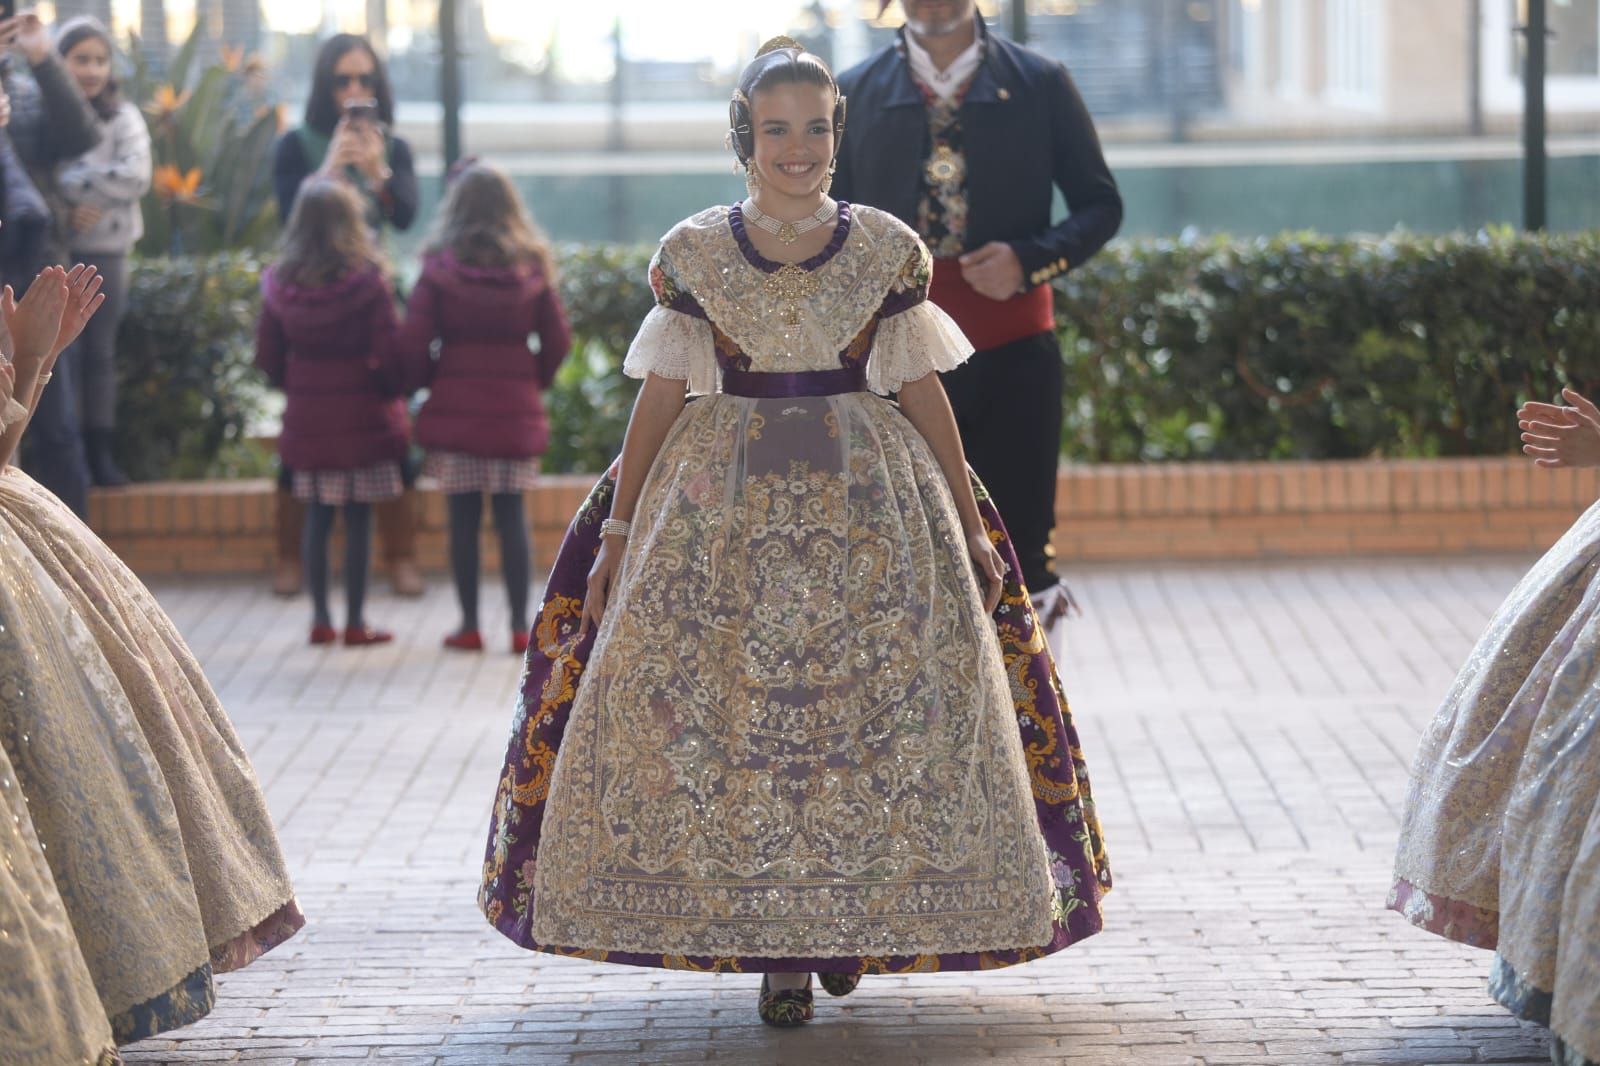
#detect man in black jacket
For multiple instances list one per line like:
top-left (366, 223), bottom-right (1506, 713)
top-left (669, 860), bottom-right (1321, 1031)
top-left (0, 12), bottom-right (100, 517)
top-left (833, 0), bottom-right (1121, 627)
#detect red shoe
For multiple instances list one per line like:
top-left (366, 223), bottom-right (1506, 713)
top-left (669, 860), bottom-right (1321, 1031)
top-left (343, 625), bottom-right (394, 647)
top-left (511, 630), bottom-right (530, 655)
top-left (444, 629), bottom-right (484, 652)
top-left (309, 623), bottom-right (337, 645)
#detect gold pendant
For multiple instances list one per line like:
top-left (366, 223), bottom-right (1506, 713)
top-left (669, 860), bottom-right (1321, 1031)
top-left (925, 144), bottom-right (963, 186)
top-left (765, 263), bottom-right (818, 328)
top-left (776, 221), bottom-right (800, 244)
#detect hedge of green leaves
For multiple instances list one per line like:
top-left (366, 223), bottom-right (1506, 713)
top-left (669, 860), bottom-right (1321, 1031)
top-left (1056, 228), bottom-right (1600, 461)
top-left (114, 229), bottom-right (1600, 479)
top-left (116, 253), bottom-right (274, 480)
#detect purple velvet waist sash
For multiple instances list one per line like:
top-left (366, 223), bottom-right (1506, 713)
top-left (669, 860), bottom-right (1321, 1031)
top-left (720, 364), bottom-right (867, 399)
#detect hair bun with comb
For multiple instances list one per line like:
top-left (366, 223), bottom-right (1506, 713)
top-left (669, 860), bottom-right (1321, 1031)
top-left (755, 35), bottom-right (805, 56)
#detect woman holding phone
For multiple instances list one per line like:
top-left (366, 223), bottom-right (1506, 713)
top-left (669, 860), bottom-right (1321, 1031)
top-left (269, 33), bottom-right (423, 599)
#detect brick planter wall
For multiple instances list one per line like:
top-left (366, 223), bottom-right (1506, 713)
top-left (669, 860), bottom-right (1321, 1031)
top-left (87, 457), bottom-right (1591, 577)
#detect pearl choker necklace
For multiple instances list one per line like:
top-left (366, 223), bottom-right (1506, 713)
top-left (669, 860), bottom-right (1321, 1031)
top-left (743, 198), bottom-right (836, 245)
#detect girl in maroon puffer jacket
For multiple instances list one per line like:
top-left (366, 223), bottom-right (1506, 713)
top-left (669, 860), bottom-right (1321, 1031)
top-left (256, 178), bottom-right (407, 648)
top-left (401, 162), bottom-right (571, 653)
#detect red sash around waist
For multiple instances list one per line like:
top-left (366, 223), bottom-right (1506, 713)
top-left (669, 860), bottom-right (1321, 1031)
top-left (930, 256), bottom-right (1057, 353)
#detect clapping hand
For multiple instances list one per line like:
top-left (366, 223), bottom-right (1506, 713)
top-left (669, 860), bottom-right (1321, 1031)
top-left (1519, 388), bottom-right (1600, 469)
top-left (1, 266), bottom-right (69, 372)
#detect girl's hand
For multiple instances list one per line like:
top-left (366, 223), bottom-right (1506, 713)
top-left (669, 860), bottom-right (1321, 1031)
top-left (52, 265), bottom-right (105, 358)
top-left (69, 205), bottom-right (102, 234)
top-left (2, 267), bottom-right (68, 371)
top-left (1520, 388), bottom-right (1600, 469)
top-left (579, 534), bottom-right (626, 636)
top-left (967, 529), bottom-right (1006, 615)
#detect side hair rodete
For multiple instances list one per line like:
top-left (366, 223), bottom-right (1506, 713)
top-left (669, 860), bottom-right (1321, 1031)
top-left (727, 39), bottom-right (846, 165)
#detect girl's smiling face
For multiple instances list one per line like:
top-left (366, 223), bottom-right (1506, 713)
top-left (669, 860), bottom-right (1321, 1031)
top-left (748, 81), bottom-right (836, 202)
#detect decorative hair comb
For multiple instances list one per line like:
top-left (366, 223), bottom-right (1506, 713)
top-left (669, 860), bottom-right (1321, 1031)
top-left (755, 35), bottom-right (804, 56)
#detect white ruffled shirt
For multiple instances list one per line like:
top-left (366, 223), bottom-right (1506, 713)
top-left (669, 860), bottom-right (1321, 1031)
top-left (903, 31), bottom-right (983, 103)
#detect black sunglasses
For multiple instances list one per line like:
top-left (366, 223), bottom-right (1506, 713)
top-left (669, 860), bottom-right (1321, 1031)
top-left (334, 73), bottom-right (375, 89)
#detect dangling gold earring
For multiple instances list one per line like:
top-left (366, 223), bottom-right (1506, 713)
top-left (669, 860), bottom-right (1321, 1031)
top-left (744, 162), bottom-right (762, 197)
top-left (822, 159), bottom-right (837, 197)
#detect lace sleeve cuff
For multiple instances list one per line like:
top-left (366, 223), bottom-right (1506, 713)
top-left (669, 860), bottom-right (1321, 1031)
top-left (622, 306), bottom-right (719, 395)
top-left (0, 398), bottom-right (28, 432)
top-left (867, 301), bottom-right (975, 395)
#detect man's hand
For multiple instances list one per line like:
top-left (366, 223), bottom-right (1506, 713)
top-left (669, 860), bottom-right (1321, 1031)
top-left (958, 242), bottom-right (1025, 301)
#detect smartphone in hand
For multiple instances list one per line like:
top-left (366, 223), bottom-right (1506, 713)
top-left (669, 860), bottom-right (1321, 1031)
top-left (343, 97), bottom-right (381, 125)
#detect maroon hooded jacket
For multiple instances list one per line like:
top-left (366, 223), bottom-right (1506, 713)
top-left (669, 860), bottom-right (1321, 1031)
top-left (255, 264), bottom-right (409, 471)
top-left (400, 250), bottom-right (572, 460)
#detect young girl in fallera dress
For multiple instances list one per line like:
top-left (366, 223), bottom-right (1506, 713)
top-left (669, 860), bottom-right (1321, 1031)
top-left (1390, 388), bottom-right (1600, 1066)
top-left (479, 40), bottom-right (1110, 1027)
top-left (0, 265), bottom-right (303, 1055)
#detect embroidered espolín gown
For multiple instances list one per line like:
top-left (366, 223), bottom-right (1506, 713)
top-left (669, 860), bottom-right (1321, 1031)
top-left (1390, 501), bottom-right (1600, 1066)
top-left (0, 458), bottom-right (304, 1044)
top-left (480, 202), bottom-right (1110, 973)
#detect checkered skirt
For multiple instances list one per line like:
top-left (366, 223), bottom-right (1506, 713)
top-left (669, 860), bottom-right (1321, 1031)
top-left (424, 451), bottom-right (541, 495)
top-left (291, 462), bottom-right (404, 505)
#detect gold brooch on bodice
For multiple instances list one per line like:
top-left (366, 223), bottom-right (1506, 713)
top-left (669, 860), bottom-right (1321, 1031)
top-left (926, 144), bottom-right (964, 187)
top-left (764, 263), bottom-right (819, 328)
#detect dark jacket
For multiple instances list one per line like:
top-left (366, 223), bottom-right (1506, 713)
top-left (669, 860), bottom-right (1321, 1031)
top-left (271, 127), bottom-right (419, 232)
top-left (401, 250), bottom-right (572, 460)
top-left (0, 53), bottom-right (101, 270)
top-left (255, 264), bottom-right (409, 471)
top-left (833, 20), bottom-right (1122, 289)
top-left (0, 133), bottom-right (50, 288)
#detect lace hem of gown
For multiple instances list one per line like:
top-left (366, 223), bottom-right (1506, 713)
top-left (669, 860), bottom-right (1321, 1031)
top-left (622, 305), bottom-right (717, 395)
top-left (868, 300), bottom-right (974, 394)
top-left (1, 397), bottom-right (27, 431)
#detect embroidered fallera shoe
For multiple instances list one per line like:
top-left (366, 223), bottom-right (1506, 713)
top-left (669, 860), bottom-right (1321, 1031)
top-left (443, 629), bottom-right (484, 652)
top-left (758, 974), bottom-right (814, 1027)
top-left (816, 971), bottom-right (862, 997)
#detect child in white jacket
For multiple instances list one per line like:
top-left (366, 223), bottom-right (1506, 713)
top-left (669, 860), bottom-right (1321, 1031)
top-left (55, 16), bottom-right (151, 487)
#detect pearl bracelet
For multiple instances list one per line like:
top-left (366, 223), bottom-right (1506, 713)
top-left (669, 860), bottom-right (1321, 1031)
top-left (600, 518), bottom-right (632, 539)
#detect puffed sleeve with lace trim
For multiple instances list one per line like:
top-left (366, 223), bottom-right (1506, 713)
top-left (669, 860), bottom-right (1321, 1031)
top-left (621, 242), bottom-right (719, 396)
top-left (867, 241), bottom-right (975, 396)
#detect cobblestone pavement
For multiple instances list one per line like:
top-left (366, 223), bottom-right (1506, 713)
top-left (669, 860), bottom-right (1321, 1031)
top-left (121, 556), bottom-right (1556, 1065)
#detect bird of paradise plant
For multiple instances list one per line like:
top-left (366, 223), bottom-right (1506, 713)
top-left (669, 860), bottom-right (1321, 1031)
top-left (128, 17), bottom-right (282, 254)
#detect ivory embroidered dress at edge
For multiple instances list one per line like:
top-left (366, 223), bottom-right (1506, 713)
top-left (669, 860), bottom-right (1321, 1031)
top-left (479, 39), bottom-right (1108, 1028)
top-left (1389, 388), bottom-right (1600, 1066)
top-left (0, 266), bottom-right (303, 1055)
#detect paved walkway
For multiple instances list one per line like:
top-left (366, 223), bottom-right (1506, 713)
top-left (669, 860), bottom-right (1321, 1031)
top-left (122, 556), bottom-right (1555, 1065)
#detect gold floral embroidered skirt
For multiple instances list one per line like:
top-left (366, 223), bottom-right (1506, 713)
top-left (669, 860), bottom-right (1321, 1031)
top-left (483, 393), bottom-right (1111, 970)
